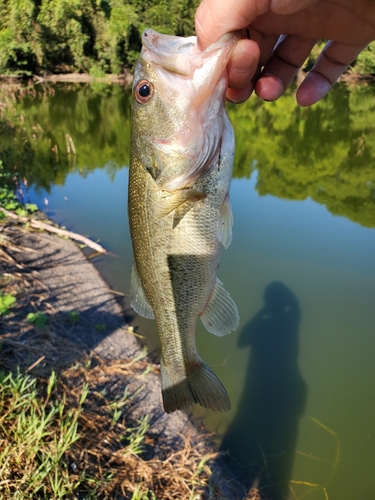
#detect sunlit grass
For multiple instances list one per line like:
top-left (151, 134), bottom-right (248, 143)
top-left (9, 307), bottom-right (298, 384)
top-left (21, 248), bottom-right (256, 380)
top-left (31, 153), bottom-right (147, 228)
top-left (0, 357), bottom-right (241, 499)
top-left (0, 369), bottom-right (85, 498)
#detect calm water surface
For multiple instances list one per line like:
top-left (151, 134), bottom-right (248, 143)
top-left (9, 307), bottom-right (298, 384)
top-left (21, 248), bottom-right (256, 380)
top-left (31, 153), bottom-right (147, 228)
top-left (4, 83), bottom-right (375, 500)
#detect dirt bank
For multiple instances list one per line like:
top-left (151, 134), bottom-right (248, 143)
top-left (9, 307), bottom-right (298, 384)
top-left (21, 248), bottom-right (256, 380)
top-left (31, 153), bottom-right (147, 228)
top-left (0, 218), bottom-right (255, 499)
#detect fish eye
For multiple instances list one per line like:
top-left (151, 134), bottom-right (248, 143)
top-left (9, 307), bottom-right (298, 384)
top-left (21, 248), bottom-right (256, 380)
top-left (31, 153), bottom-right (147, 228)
top-left (134, 80), bottom-right (154, 104)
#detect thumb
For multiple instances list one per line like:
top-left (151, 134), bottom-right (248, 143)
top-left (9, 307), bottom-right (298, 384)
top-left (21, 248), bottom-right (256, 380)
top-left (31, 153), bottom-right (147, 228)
top-left (195, 0), bottom-right (267, 50)
top-left (270, 0), bottom-right (320, 15)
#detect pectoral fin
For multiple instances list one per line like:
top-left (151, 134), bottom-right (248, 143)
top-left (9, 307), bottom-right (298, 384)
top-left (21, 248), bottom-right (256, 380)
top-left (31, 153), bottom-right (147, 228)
top-left (156, 189), bottom-right (205, 218)
top-left (218, 194), bottom-right (233, 249)
top-left (130, 263), bottom-right (155, 319)
top-left (200, 277), bottom-right (239, 336)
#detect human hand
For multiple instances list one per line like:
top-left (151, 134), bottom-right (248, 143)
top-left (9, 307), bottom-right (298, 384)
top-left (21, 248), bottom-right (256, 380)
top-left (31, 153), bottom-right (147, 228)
top-left (195, 0), bottom-right (375, 106)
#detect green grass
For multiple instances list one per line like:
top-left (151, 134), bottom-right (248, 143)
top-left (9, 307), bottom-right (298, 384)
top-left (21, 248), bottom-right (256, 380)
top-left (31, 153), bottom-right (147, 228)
top-left (0, 369), bottom-right (86, 499)
top-left (0, 363), bottom-right (158, 499)
top-left (0, 357), bottom-right (236, 500)
top-left (0, 363), bottom-right (162, 499)
top-left (0, 364), bottom-right (160, 499)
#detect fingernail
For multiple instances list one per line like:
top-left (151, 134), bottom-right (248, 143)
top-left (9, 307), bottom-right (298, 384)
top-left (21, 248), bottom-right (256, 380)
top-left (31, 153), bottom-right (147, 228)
top-left (226, 97), bottom-right (240, 104)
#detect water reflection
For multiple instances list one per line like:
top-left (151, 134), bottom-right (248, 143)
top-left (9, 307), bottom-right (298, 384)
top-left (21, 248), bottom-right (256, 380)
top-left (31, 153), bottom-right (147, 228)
top-left (220, 282), bottom-right (307, 500)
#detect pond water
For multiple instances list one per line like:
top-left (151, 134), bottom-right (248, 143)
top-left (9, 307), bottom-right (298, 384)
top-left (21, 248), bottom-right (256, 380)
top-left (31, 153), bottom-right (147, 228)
top-left (2, 82), bottom-right (375, 500)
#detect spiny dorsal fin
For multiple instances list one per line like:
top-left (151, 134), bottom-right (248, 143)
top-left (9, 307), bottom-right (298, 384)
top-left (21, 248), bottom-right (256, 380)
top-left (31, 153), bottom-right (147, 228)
top-left (130, 262), bottom-right (155, 319)
top-left (155, 189), bottom-right (205, 218)
top-left (200, 277), bottom-right (239, 336)
top-left (218, 194), bottom-right (233, 249)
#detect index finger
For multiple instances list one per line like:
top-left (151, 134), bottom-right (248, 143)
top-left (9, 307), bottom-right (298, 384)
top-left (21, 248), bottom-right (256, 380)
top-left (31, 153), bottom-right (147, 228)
top-left (195, 0), bottom-right (269, 49)
top-left (195, 0), bottom-right (323, 49)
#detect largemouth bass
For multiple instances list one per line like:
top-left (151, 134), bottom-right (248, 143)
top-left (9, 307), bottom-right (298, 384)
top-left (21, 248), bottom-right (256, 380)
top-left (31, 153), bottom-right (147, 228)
top-left (128, 29), bottom-right (239, 413)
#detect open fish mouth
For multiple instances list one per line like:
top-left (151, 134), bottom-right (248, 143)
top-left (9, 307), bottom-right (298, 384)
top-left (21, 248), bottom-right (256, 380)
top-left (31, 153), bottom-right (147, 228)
top-left (141, 28), bottom-right (238, 77)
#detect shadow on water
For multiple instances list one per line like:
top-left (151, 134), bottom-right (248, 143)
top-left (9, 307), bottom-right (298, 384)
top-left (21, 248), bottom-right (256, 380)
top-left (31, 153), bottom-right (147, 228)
top-left (220, 281), bottom-right (307, 500)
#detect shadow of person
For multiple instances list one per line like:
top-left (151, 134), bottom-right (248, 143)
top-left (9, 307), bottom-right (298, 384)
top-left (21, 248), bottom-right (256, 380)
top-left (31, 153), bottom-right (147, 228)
top-left (220, 281), bottom-right (307, 500)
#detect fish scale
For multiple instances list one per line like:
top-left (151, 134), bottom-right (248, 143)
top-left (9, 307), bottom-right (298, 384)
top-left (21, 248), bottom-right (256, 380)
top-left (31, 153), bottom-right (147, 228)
top-left (128, 29), bottom-right (239, 413)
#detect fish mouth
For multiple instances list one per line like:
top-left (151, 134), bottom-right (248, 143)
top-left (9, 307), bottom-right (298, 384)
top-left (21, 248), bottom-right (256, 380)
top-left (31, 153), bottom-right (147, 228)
top-left (141, 29), bottom-right (238, 77)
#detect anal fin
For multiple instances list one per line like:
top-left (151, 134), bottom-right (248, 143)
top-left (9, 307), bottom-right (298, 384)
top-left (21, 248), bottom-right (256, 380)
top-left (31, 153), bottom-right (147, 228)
top-left (130, 262), bottom-right (155, 319)
top-left (200, 277), bottom-right (239, 336)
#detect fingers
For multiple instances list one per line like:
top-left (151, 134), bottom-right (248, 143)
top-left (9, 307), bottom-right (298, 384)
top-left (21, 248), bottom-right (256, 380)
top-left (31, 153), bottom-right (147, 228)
top-left (195, 0), bottom-right (375, 107)
top-left (195, 0), bottom-right (269, 49)
top-left (225, 38), bottom-right (260, 103)
top-left (225, 31), bottom-right (278, 103)
top-left (195, 0), bottom-right (321, 48)
top-left (195, 0), bottom-right (318, 50)
top-left (227, 82), bottom-right (255, 104)
top-left (252, 6), bottom-right (375, 46)
top-left (255, 35), bottom-right (317, 101)
top-left (296, 40), bottom-right (368, 106)
top-left (226, 33), bottom-right (369, 106)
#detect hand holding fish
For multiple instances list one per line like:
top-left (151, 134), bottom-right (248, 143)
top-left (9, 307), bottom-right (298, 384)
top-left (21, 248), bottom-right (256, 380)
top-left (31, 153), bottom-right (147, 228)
top-left (195, 0), bottom-right (375, 106)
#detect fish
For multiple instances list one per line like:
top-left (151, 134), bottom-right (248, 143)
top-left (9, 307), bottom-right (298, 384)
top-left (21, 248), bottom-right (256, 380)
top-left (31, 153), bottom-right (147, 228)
top-left (128, 29), bottom-right (239, 413)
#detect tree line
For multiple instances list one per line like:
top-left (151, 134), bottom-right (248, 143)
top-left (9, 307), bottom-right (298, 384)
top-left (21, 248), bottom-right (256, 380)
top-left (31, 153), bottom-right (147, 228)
top-left (1, 0), bottom-right (375, 77)
top-left (0, 0), bottom-right (200, 76)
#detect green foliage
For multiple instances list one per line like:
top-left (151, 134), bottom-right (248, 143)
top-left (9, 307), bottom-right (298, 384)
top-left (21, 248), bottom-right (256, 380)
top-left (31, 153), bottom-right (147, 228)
top-left (0, 369), bottom-right (86, 498)
top-left (0, 0), bottom-right (200, 75)
top-left (0, 292), bottom-right (16, 315)
top-left (355, 41), bottom-right (375, 75)
top-left (68, 310), bottom-right (80, 323)
top-left (0, 360), bottom-right (215, 498)
top-left (0, 3), bottom-right (374, 77)
top-left (0, 159), bottom-right (39, 216)
top-left (27, 311), bottom-right (48, 327)
top-left (0, 0), bottom-right (41, 75)
top-left (25, 202), bottom-right (38, 212)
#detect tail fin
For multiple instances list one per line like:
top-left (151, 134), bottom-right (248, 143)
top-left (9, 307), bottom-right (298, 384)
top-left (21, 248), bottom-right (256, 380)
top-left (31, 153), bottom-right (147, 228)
top-left (160, 359), bottom-right (231, 413)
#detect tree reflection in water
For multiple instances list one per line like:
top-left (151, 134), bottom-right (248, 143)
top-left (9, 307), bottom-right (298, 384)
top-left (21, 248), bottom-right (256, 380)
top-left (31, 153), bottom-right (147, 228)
top-left (221, 282), bottom-right (307, 500)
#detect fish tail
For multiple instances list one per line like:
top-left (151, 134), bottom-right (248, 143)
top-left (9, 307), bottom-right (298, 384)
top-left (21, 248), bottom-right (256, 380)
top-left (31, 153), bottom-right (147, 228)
top-left (160, 359), bottom-right (231, 413)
